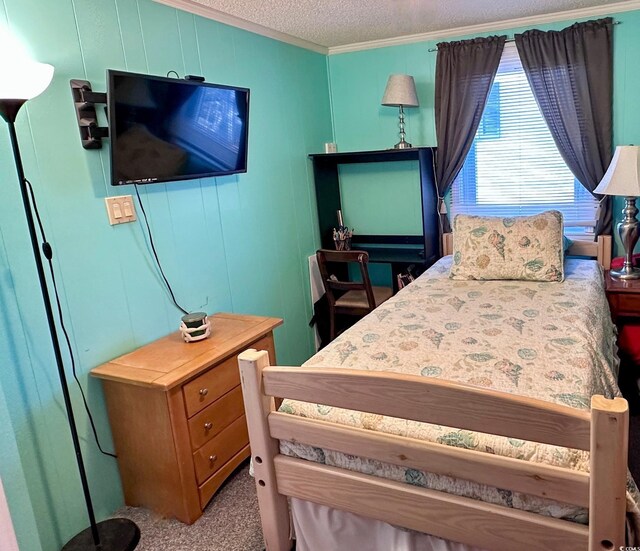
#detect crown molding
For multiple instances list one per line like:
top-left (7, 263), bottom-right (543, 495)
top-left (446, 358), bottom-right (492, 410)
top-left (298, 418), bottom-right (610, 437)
top-left (155, 0), bottom-right (640, 57)
top-left (328, 0), bottom-right (640, 55)
top-left (152, 0), bottom-right (328, 54)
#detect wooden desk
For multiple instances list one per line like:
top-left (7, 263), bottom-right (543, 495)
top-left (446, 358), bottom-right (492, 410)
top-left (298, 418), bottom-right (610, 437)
top-left (309, 148), bottom-right (440, 267)
top-left (355, 245), bottom-right (425, 264)
top-left (91, 312), bottom-right (282, 524)
top-left (355, 245), bottom-right (429, 291)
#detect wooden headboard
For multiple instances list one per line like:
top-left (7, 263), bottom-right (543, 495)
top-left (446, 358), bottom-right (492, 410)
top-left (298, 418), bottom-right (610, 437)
top-left (442, 233), bottom-right (612, 270)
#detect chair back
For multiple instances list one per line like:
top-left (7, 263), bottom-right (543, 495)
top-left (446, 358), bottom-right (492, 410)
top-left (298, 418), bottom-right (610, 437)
top-left (316, 249), bottom-right (376, 311)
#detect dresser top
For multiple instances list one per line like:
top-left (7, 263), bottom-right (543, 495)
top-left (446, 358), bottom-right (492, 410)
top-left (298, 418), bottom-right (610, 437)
top-left (91, 312), bottom-right (282, 390)
top-left (605, 270), bottom-right (640, 294)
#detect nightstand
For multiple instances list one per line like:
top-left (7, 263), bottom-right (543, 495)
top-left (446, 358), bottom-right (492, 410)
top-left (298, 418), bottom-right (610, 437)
top-left (605, 270), bottom-right (640, 322)
top-left (605, 271), bottom-right (640, 411)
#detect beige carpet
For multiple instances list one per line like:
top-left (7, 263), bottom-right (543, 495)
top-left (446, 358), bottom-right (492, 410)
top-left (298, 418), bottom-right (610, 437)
top-left (115, 461), bottom-right (264, 550)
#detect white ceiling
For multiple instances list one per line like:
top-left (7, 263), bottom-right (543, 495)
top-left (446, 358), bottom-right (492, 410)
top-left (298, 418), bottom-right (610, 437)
top-left (156, 0), bottom-right (640, 53)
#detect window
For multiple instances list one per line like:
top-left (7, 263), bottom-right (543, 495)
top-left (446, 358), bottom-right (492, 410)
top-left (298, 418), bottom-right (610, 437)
top-left (477, 83), bottom-right (500, 139)
top-left (449, 43), bottom-right (599, 236)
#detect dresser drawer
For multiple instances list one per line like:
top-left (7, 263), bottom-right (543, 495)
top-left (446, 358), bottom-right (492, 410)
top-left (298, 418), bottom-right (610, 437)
top-left (199, 444), bottom-right (250, 509)
top-left (188, 386), bottom-right (245, 451)
top-left (612, 292), bottom-right (640, 317)
top-left (183, 334), bottom-right (275, 417)
top-left (193, 415), bottom-right (249, 484)
top-left (183, 355), bottom-right (241, 417)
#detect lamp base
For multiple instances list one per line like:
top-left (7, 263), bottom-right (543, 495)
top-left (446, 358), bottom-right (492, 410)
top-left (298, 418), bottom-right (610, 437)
top-left (392, 105), bottom-right (413, 150)
top-left (62, 518), bottom-right (140, 551)
top-left (613, 197), bottom-right (640, 281)
top-left (610, 267), bottom-right (640, 280)
top-left (393, 140), bottom-right (413, 149)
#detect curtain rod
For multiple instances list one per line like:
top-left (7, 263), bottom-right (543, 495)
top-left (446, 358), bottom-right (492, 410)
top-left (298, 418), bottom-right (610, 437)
top-left (427, 20), bottom-right (620, 52)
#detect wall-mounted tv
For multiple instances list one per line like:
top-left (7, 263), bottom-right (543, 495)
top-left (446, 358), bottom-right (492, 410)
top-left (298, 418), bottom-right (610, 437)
top-left (108, 70), bottom-right (250, 186)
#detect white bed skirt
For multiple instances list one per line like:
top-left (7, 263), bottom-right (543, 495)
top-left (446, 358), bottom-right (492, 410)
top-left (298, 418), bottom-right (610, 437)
top-left (291, 498), bottom-right (486, 551)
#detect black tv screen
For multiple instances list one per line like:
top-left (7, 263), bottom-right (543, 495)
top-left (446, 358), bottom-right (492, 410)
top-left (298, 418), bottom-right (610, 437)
top-left (108, 70), bottom-right (249, 185)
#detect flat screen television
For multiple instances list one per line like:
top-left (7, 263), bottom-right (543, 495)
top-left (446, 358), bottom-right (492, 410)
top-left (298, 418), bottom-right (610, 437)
top-left (108, 70), bottom-right (250, 186)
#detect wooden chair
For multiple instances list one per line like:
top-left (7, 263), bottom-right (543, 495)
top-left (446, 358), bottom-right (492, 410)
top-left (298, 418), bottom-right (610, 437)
top-left (316, 249), bottom-right (394, 341)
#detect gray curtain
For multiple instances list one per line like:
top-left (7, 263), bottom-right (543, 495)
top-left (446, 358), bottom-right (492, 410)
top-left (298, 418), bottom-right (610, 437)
top-left (435, 35), bottom-right (506, 233)
top-left (515, 18), bottom-right (613, 236)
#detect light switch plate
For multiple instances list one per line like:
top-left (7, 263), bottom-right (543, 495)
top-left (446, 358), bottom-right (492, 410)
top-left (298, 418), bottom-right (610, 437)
top-left (105, 195), bottom-right (137, 225)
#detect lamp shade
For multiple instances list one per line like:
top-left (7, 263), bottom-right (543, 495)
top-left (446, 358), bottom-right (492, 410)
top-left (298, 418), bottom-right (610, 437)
top-left (381, 74), bottom-right (419, 107)
top-left (0, 60), bottom-right (54, 100)
top-left (594, 145), bottom-right (640, 197)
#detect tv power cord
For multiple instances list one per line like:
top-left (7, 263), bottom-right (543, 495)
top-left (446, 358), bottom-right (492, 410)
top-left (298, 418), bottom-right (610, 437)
top-left (133, 184), bottom-right (189, 316)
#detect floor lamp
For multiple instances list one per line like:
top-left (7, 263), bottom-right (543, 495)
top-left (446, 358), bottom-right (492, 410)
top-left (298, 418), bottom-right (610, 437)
top-left (0, 62), bottom-right (140, 550)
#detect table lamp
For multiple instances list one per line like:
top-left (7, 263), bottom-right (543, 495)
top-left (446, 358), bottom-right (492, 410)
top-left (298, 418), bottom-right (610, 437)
top-left (0, 58), bottom-right (139, 549)
top-left (381, 74), bottom-right (419, 149)
top-left (594, 145), bottom-right (640, 280)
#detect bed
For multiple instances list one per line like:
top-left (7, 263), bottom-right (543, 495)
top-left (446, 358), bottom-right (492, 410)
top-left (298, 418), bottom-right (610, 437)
top-left (238, 233), bottom-right (639, 551)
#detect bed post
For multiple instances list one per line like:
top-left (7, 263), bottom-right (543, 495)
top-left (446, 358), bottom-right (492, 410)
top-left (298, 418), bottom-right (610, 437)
top-left (588, 395), bottom-right (628, 551)
top-left (442, 232), bottom-right (453, 257)
top-left (238, 349), bottom-right (292, 551)
top-left (597, 235), bottom-right (612, 270)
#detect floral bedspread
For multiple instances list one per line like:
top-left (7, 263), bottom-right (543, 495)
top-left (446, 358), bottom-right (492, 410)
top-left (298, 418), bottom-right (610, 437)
top-left (280, 256), bottom-right (640, 534)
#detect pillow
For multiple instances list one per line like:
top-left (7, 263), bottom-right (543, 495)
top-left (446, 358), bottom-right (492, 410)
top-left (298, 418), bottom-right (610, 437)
top-left (449, 210), bottom-right (564, 282)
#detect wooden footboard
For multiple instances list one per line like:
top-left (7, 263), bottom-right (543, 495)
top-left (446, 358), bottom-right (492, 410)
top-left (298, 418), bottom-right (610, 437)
top-left (238, 349), bottom-right (628, 551)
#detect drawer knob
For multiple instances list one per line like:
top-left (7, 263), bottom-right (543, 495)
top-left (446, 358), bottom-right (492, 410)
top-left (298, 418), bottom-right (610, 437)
top-left (204, 422), bottom-right (213, 431)
top-left (199, 388), bottom-right (208, 396)
top-left (209, 455), bottom-right (218, 464)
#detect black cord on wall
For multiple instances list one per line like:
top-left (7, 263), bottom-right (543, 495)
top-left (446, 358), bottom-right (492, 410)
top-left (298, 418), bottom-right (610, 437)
top-left (133, 184), bottom-right (189, 315)
top-left (25, 179), bottom-right (117, 459)
top-left (18, 179), bottom-right (190, 458)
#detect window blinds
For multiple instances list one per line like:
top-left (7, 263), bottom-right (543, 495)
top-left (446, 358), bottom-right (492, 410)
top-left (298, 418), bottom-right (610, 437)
top-left (449, 43), bottom-right (599, 235)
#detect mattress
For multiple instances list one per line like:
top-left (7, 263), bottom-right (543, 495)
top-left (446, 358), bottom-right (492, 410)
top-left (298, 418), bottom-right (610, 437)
top-left (280, 256), bottom-right (640, 536)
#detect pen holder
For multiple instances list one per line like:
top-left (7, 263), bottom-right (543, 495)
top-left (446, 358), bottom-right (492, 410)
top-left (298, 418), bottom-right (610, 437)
top-left (334, 236), bottom-right (351, 251)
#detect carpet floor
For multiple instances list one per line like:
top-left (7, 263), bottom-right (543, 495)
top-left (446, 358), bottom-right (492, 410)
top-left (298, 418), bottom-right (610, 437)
top-left (117, 371), bottom-right (640, 551)
top-left (115, 462), bottom-right (264, 551)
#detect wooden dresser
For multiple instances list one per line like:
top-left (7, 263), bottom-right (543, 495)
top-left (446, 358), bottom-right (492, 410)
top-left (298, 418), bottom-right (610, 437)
top-left (91, 312), bottom-right (282, 524)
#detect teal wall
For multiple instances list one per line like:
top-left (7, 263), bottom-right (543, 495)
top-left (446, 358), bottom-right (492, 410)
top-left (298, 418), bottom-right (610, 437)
top-left (327, 10), bottom-right (640, 249)
top-left (339, 160), bottom-right (422, 235)
top-left (0, 0), bottom-right (331, 548)
top-left (3, 2), bottom-right (639, 549)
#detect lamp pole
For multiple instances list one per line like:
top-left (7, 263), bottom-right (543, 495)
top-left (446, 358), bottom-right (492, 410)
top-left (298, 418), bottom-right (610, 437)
top-left (1, 98), bottom-right (102, 546)
top-left (0, 83), bottom-right (139, 550)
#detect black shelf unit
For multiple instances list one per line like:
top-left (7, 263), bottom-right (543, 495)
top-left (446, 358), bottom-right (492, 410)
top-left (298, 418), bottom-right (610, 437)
top-left (309, 147), bottom-right (440, 270)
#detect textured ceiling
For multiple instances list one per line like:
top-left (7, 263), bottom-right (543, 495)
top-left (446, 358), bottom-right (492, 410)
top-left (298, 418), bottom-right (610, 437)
top-left (185, 0), bottom-right (627, 48)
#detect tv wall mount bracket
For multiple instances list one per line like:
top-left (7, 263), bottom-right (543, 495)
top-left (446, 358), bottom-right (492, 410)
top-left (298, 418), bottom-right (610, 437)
top-left (70, 79), bottom-right (109, 149)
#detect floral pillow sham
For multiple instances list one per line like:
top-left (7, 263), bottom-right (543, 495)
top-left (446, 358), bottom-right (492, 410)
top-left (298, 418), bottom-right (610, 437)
top-left (449, 210), bottom-right (565, 282)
